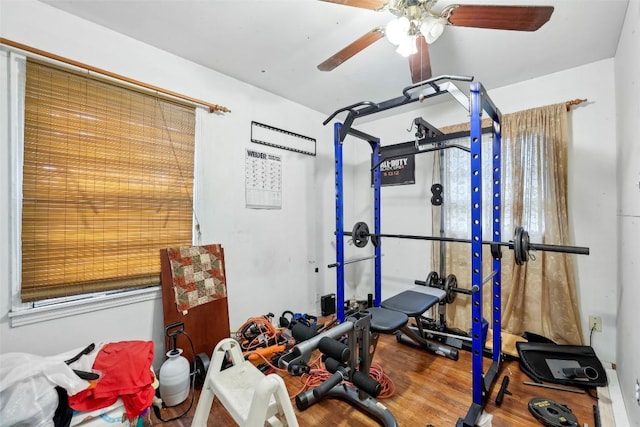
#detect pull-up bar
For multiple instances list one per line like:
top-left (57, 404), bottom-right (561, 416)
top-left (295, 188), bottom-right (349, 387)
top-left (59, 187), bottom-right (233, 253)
top-left (323, 75), bottom-right (477, 142)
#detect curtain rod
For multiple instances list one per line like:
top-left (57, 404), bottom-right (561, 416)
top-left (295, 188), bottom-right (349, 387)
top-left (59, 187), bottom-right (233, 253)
top-left (565, 98), bottom-right (587, 111)
top-left (0, 38), bottom-right (230, 114)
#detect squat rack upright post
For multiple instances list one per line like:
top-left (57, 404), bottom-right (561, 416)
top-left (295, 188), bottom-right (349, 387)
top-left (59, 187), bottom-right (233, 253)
top-left (459, 82), bottom-right (503, 427)
top-left (334, 122), bottom-right (382, 322)
top-left (327, 76), bottom-right (503, 427)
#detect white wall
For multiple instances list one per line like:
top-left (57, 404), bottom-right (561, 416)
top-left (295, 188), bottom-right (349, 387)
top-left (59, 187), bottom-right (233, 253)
top-left (342, 60), bottom-right (619, 363)
top-left (615, 0), bottom-right (640, 423)
top-left (0, 0), bottom-right (336, 369)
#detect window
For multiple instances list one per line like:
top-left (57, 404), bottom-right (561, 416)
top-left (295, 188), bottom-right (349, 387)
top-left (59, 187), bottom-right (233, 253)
top-left (17, 58), bottom-right (195, 304)
top-left (437, 104), bottom-right (580, 344)
top-left (441, 135), bottom-right (499, 238)
top-left (441, 133), bottom-right (545, 241)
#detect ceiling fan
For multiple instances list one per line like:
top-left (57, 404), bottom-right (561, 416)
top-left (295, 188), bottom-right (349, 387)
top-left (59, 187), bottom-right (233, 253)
top-left (318, 0), bottom-right (554, 83)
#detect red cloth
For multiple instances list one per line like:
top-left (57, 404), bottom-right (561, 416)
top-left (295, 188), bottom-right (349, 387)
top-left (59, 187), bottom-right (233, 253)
top-left (69, 341), bottom-right (155, 420)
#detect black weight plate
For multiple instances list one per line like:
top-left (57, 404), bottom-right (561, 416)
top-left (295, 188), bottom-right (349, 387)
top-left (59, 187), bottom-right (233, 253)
top-left (426, 271), bottom-right (439, 288)
top-left (430, 196), bottom-right (443, 206)
top-left (195, 352), bottom-right (210, 385)
top-left (444, 274), bottom-right (457, 304)
top-left (431, 183), bottom-right (443, 195)
top-left (352, 222), bottom-right (370, 248)
top-left (514, 227), bottom-right (523, 265)
top-left (514, 226), bottom-right (530, 265)
top-left (528, 397), bottom-right (578, 427)
top-left (522, 228), bottom-right (530, 257)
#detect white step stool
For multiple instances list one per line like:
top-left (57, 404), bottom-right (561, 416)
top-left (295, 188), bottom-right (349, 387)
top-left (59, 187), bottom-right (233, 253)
top-left (192, 338), bottom-right (298, 427)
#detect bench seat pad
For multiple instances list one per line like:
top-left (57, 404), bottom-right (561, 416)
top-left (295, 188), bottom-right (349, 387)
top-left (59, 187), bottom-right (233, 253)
top-left (366, 307), bottom-right (408, 333)
top-left (381, 290), bottom-right (440, 317)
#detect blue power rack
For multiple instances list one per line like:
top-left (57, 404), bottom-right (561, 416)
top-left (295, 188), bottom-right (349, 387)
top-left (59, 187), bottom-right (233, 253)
top-left (326, 76), bottom-right (503, 426)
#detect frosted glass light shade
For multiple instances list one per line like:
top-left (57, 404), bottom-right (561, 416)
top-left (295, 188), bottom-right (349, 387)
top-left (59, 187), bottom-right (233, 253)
top-left (396, 35), bottom-right (418, 57)
top-left (420, 16), bottom-right (445, 44)
top-left (386, 16), bottom-right (410, 46)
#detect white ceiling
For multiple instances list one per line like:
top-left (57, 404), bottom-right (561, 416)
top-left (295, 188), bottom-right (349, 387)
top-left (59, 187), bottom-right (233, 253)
top-left (40, 0), bottom-right (629, 116)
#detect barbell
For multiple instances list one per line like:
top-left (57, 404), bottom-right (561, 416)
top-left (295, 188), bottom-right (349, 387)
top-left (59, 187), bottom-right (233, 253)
top-left (345, 221), bottom-right (589, 265)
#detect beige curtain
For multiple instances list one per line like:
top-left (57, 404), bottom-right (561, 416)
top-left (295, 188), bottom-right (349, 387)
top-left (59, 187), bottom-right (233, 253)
top-left (432, 103), bottom-right (583, 345)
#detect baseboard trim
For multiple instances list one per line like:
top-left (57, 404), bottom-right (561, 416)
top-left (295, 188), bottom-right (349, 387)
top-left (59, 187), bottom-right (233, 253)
top-left (597, 366), bottom-right (630, 427)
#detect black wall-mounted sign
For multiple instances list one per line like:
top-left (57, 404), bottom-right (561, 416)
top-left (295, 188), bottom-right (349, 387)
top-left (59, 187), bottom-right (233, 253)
top-left (372, 153), bottom-right (415, 186)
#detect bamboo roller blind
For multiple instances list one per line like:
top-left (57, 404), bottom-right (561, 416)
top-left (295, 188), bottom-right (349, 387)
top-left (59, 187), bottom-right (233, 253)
top-left (22, 59), bottom-right (195, 301)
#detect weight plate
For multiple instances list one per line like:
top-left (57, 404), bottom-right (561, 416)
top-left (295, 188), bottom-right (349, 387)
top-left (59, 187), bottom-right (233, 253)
top-left (528, 397), bottom-right (578, 427)
top-left (514, 226), bottom-right (530, 265)
top-left (431, 183), bottom-right (443, 195)
top-left (352, 222), bottom-right (370, 248)
top-left (195, 352), bottom-right (210, 385)
top-left (521, 228), bottom-right (530, 258)
top-left (426, 271), bottom-right (439, 288)
top-left (444, 274), bottom-right (457, 304)
top-left (430, 196), bottom-right (443, 206)
top-left (514, 227), bottom-right (522, 265)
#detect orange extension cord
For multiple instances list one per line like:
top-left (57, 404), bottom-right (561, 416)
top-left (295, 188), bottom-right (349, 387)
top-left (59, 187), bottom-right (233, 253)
top-left (235, 315), bottom-right (281, 352)
top-left (242, 332), bottom-right (396, 400)
top-left (295, 361), bottom-right (396, 400)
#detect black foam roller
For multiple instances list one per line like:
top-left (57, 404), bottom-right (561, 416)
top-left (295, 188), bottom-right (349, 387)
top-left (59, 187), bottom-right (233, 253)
top-left (324, 357), bottom-right (341, 374)
top-left (318, 337), bottom-right (350, 363)
top-left (291, 322), bottom-right (318, 342)
top-left (295, 390), bottom-right (315, 411)
top-left (352, 371), bottom-right (381, 398)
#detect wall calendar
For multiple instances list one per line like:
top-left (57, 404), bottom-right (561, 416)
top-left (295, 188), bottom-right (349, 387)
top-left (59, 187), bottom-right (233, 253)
top-left (245, 148), bottom-right (282, 209)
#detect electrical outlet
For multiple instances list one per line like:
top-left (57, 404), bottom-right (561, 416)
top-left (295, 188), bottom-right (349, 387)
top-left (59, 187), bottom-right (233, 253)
top-left (589, 315), bottom-right (602, 332)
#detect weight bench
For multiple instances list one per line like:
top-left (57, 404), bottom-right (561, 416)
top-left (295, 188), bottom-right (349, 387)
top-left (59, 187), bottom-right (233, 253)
top-left (367, 285), bottom-right (459, 361)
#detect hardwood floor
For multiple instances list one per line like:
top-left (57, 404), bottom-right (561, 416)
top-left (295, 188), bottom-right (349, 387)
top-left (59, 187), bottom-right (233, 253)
top-left (151, 333), bottom-right (599, 426)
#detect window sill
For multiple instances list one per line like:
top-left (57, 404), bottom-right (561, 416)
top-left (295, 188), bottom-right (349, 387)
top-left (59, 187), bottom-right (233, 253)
top-left (8, 287), bottom-right (162, 327)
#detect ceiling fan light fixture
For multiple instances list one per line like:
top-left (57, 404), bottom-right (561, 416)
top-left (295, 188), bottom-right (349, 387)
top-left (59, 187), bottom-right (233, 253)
top-left (385, 16), bottom-right (410, 46)
top-left (419, 16), bottom-right (445, 44)
top-left (317, 1), bottom-right (555, 84)
top-left (396, 34), bottom-right (417, 57)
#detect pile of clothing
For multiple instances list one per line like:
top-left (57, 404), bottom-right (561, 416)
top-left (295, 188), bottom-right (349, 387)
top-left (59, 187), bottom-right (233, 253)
top-left (0, 341), bottom-right (155, 427)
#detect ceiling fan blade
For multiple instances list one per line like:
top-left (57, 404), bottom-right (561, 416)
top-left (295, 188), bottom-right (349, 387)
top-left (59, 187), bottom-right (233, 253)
top-left (409, 36), bottom-right (432, 83)
top-left (448, 5), bottom-right (554, 31)
top-left (318, 28), bottom-right (384, 71)
top-left (319, 0), bottom-right (387, 10)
